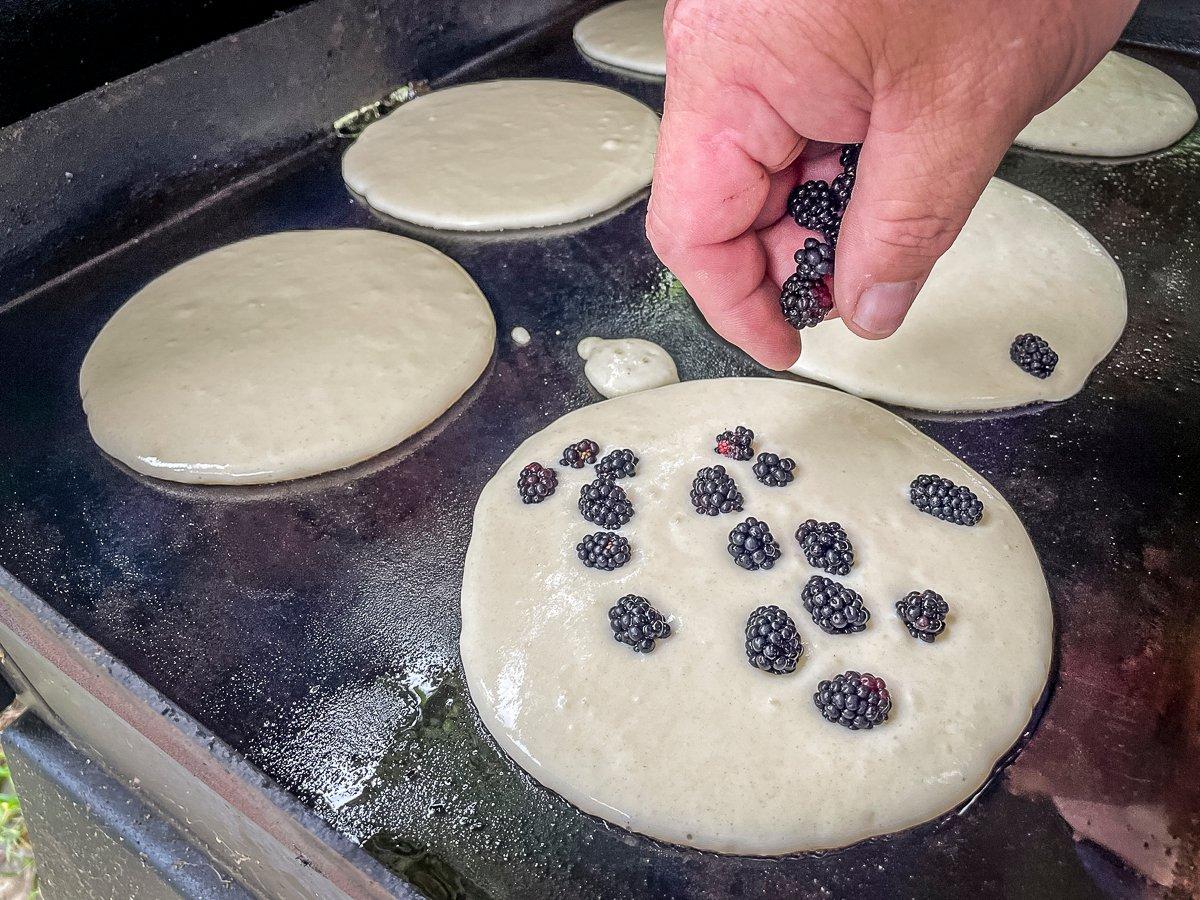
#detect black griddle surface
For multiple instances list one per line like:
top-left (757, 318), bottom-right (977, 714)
top-left (2, 19), bottom-right (1200, 899)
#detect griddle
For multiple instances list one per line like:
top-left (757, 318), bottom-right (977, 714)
top-left (2, 3), bottom-right (1200, 897)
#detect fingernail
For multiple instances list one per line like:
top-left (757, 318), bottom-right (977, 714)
top-left (852, 281), bottom-right (918, 336)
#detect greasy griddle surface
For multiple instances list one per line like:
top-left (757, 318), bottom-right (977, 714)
top-left (1, 19), bottom-right (1199, 898)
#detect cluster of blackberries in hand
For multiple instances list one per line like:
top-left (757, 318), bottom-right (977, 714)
top-left (785, 146), bottom-right (1062, 373)
top-left (780, 143), bottom-right (860, 330)
top-left (780, 274), bottom-right (834, 331)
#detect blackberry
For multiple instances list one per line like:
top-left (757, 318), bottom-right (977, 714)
top-left (801, 576), bottom-right (870, 635)
top-left (745, 605), bottom-right (802, 674)
top-left (559, 439), bottom-right (599, 468)
top-left (517, 463), bottom-right (557, 504)
top-left (793, 238), bottom-right (835, 282)
top-left (595, 448), bottom-right (638, 480)
top-left (609, 595), bottom-right (672, 653)
top-left (795, 519), bottom-right (854, 575)
top-left (727, 517), bottom-right (781, 571)
top-left (831, 170), bottom-right (855, 211)
top-left (579, 478), bottom-right (634, 529)
top-left (752, 452), bottom-right (796, 487)
top-left (715, 426), bottom-right (755, 461)
top-left (839, 143), bottom-right (862, 175)
top-left (814, 671), bottom-right (891, 730)
top-left (909, 474), bottom-right (984, 527)
top-left (787, 180), bottom-right (840, 235)
top-left (895, 589), bottom-right (949, 642)
top-left (780, 275), bottom-right (833, 330)
top-left (577, 531), bottom-right (632, 571)
top-left (1010, 333), bottom-right (1059, 379)
top-left (690, 465), bottom-right (744, 516)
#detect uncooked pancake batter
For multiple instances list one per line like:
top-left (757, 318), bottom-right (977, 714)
top-left (577, 336), bottom-right (678, 397)
top-left (789, 179), bottom-right (1126, 411)
top-left (1016, 51), bottom-right (1196, 157)
top-left (80, 230), bottom-right (495, 484)
top-left (461, 378), bottom-right (1052, 854)
top-left (574, 0), bottom-right (667, 76)
top-left (342, 80), bottom-right (659, 231)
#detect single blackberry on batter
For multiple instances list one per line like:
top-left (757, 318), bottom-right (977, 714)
top-left (814, 671), bottom-right (891, 730)
top-left (559, 439), bottom-right (599, 468)
top-left (595, 448), bottom-right (638, 480)
top-left (579, 478), bottom-right (634, 529)
top-left (839, 142), bottom-right (862, 175)
top-left (787, 180), bottom-right (840, 234)
top-left (714, 425), bottom-right (755, 461)
top-left (795, 519), bottom-right (854, 575)
top-left (895, 589), bottom-right (950, 642)
top-left (801, 576), bottom-right (870, 635)
top-left (752, 452), bottom-right (796, 487)
top-left (1010, 333), bottom-right (1059, 379)
top-left (745, 605), bottom-right (802, 674)
top-left (780, 275), bottom-right (833, 330)
top-left (517, 463), bottom-right (557, 504)
top-left (793, 238), bottom-right (835, 282)
top-left (909, 474), bottom-right (984, 527)
top-left (728, 517), bottom-right (781, 571)
top-left (690, 465), bottom-right (744, 516)
top-left (609, 595), bottom-right (672, 653)
top-left (577, 531), bottom-right (632, 571)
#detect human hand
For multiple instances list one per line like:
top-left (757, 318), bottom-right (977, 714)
top-left (646, 0), bottom-right (1139, 368)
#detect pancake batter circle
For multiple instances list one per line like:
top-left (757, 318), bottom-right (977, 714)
top-left (341, 79), bottom-right (659, 231)
top-left (1016, 51), bottom-right (1196, 157)
top-left (80, 229), bottom-right (495, 485)
top-left (574, 0), bottom-right (667, 76)
top-left (461, 378), bottom-right (1052, 854)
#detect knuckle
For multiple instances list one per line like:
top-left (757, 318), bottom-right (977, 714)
top-left (870, 204), bottom-right (962, 256)
top-left (664, 0), bottom-right (736, 60)
top-left (663, 3), bottom-right (704, 59)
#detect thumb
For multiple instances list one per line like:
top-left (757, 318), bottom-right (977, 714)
top-left (833, 107), bottom-right (1013, 339)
